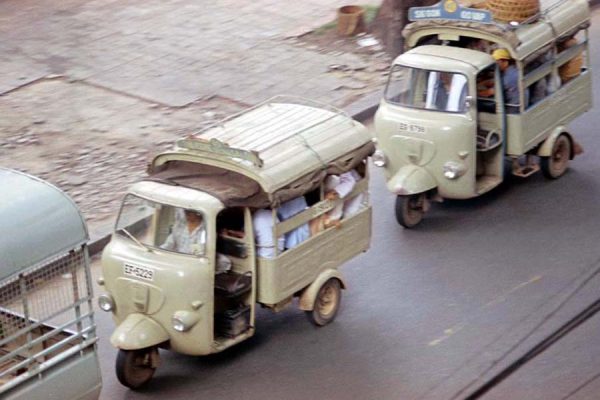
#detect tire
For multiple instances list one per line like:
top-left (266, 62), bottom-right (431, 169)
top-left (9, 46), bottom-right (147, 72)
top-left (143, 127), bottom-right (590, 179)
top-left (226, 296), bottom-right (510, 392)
top-left (541, 134), bottom-right (571, 179)
top-left (116, 347), bottom-right (158, 389)
top-left (306, 278), bottom-right (342, 327)
top-left (395, 194), bottom-right (426, 228)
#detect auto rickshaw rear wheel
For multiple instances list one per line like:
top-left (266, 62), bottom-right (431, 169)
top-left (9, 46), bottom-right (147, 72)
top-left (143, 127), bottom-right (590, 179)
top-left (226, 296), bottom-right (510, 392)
top-left (395, 194), bottom-right (426, 228)
top-left (116, 347), bottom-right (159, 389)
top-left (541, 134), bottom-right (571, 179)
top-left (306, 278), bottom-right (342, 326)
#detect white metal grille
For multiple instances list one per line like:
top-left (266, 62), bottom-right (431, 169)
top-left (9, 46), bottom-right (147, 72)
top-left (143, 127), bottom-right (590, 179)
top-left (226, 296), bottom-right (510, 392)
top-left (0, 246), bottom-right (96, 389)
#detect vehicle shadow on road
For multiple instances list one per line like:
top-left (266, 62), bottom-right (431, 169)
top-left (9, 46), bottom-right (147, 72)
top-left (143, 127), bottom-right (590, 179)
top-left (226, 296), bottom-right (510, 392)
top-left (414, 168), bottom-right (587, 231)
top-left (130, 308), bottom-right (313, 392)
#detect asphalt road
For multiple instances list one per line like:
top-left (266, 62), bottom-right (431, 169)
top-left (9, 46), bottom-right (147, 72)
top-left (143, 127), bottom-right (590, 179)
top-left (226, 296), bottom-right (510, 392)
top-left (92, 8), bottom-right (600, 400)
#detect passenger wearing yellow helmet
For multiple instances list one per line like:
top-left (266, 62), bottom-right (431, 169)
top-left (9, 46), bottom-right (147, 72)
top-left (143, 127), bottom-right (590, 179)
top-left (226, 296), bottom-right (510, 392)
top-left (492, 48), bottom-right (511, 62)
top-left (493, 48), bottom-right (528, 112)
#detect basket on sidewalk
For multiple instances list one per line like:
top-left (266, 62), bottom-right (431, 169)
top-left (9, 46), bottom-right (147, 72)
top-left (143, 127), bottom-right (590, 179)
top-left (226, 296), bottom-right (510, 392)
top-left (337, 5), bottom-right (366, 36)
top-left (488, 0), bottom-right (540, 23)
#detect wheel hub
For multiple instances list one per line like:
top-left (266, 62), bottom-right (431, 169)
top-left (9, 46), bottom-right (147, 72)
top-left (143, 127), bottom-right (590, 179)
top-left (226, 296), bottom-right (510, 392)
top-left (318, 286), bottom-right (337, 316)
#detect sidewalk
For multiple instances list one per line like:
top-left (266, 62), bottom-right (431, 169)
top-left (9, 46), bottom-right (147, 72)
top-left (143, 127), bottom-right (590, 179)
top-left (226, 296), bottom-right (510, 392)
top-left (1, 0), bottom-right (381, 107)
top-left (0, 0), bottom-right (384, 250)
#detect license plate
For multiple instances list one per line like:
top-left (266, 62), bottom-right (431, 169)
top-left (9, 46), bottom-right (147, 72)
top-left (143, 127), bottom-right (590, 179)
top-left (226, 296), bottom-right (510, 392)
top-left (123, 263), bottom-right (154, 281)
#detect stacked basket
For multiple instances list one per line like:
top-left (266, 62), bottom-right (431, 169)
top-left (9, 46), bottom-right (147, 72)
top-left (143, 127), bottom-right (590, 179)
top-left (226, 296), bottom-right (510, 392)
top-left (558, 38), bottom-right (584, 82)
top-left (487, 0), bottom-right (540, 23)
top-left (458, 0), bottom-right (489, 9)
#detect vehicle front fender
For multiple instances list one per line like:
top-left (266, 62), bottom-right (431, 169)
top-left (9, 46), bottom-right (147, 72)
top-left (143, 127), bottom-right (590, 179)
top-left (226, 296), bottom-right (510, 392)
top-left (537, 127), bottom-right (574, 159)
top-left (110, 313), bottom-right (169, 350)
top-left (387, 165), bottom-right (437, 195)
top-left (299, 269), bottom-right (346, 311)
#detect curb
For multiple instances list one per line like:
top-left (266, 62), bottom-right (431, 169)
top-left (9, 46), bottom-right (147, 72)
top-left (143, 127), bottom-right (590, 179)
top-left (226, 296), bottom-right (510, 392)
top-left (89, 233), bottom-right (112, 256)
top-left (87, 91), bottom-right (383, 256)
top-left (344, 89), bottom-right (382, 123)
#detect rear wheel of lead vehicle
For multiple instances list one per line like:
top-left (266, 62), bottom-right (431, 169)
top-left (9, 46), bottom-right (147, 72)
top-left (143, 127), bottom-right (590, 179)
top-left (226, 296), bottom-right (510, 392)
top-left (541, 134), bottom-right (571, 179)
top-left (116, 347), bottom-right (159, 389)
top-left (306, 278), bottom-right (342, 326)
top-left (395, 194), bottom-right (426, 228)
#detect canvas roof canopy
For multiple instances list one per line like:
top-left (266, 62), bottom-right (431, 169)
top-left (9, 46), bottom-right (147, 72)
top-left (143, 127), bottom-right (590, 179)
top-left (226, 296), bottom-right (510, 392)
top-left (149, 97), bottom-right (375, 208)
top-left (0, 168), bottom-right (88, 281)
top-left (403, 0), bottom-right (590, 61)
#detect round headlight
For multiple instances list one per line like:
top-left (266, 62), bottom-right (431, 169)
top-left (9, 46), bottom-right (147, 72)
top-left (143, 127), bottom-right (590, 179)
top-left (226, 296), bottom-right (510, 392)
top-left (443, 161), bottom-right (466, 180)
top-left (172, 316), bottom-right (186, 332)
top-left (372, 150), bottom-right (387, 168)
top-left (98, 294), bottom-right (115, 312)
top-left (444, 169), bottom-right (458, 179)
top-left (171, 311), bottom-right (201, 332)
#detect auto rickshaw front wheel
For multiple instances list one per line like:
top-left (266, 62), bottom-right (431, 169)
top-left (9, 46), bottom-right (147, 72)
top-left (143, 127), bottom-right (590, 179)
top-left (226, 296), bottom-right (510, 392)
top-left (541, 134), bottom-right (571, 179)
top-left (306, 278), bottom-right (342, 326)
top-left (116, 346), bottom-right (159, 389)
top-left (395, 194), bottom-right (426, 228)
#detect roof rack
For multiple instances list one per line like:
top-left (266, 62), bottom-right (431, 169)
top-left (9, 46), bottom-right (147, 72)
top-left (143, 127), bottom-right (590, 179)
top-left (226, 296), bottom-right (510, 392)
top-left (177, 96), bottom-right (356, 168)
top-left (188, 95), bottom-right (348, 138)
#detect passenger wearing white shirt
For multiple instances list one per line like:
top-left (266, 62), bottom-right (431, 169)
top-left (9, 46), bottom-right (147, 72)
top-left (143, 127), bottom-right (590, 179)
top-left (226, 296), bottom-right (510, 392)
top-left (277, 197), bottom-right (310, 250)
top-left (324, 169), bottom-right (364, 227)
top-left (253, 209), bottom-right (284, 258)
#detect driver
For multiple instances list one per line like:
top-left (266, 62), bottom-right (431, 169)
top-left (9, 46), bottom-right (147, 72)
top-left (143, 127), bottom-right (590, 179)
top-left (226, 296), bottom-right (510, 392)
top-left (161, 209), bottom-right (232, 273)
top-left (161, 209), bottom-right (206, 256)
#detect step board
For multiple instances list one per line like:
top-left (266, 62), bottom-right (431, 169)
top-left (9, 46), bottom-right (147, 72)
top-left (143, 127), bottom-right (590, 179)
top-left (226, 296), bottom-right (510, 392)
top-left (512, 164), bottom-right (540, 178)
top-left (476, 175), bottom-right (502, 195)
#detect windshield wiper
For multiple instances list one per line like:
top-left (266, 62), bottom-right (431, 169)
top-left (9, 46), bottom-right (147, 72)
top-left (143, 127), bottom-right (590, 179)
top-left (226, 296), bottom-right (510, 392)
top-left (119, 228), bottom-right (154, 253)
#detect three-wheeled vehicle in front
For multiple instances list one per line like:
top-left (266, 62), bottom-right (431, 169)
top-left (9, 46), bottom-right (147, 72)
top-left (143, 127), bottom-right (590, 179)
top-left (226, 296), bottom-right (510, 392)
top-left (374, 0), bottom-right (592, 227)
top-left (0, 168), bottom-right (101, 400)
top-left (98, 97), bottom-right (374, 388)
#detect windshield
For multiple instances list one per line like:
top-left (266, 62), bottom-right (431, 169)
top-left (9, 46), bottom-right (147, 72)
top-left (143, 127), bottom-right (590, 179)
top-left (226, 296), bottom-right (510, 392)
top-left (116, 194), bottom-right (207, 257)
top-left (385, 65), bottom-right (469, 113)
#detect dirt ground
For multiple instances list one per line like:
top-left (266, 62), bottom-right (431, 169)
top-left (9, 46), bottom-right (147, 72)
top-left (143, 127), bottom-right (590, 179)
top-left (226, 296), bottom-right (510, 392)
top-left (0, 78), bottom-right (242, 233)
top-left (293, 27), bottom-right (391, 105)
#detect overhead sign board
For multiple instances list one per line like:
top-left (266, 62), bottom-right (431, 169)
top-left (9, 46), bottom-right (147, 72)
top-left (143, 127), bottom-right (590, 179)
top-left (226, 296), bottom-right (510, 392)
top-left (409, 0), bottom-right (493, 24)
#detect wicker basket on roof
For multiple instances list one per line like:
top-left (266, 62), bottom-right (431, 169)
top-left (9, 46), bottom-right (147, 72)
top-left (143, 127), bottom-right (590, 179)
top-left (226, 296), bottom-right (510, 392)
top-left (458, 0), bottom-right (489, 9)
top-left (488, 0), bottom-right (540, 23)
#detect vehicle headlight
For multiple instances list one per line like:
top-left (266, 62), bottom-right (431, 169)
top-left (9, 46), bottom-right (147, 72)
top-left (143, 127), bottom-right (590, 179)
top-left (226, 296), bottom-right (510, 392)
top-left (443, 161), bottom-right (467, 180)
top-left (172, 311), bottom-right (200, 332)
top-left (372, 150), bottom-right (388, 167)
top-left (98, 294), bottom-right (115, 312)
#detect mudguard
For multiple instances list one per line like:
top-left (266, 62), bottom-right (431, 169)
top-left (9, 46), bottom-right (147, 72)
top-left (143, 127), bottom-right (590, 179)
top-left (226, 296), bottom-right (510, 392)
top-left (299, 269), bottom-right (346, 311)
top-left (110, 313), bottom-right (169, 350)
top-left (537, 127), bottom-right (574, 159)
top-left (387, 165), bottom-right (437, 195)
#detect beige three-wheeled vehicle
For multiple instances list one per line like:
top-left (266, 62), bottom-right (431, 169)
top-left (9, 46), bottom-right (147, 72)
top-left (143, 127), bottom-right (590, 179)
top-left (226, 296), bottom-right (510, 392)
top-left (99, 97), bottom-right (374, 388)
top-left (374, 0), bottom-right (592, 227)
